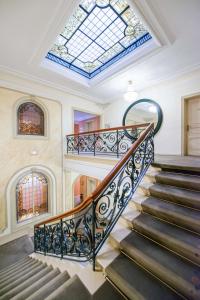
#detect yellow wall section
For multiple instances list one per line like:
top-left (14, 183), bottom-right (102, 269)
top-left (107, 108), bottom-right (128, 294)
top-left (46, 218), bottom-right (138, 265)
top-left (0, 87), bottom-right (62, 231)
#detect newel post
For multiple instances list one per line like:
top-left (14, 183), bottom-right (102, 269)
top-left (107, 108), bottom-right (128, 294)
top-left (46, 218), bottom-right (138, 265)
top-left (116, 129), bottom-right (119, 158)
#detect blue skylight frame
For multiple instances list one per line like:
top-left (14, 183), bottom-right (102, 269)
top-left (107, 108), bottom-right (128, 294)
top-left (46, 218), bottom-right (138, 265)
top-left (47, 1), bottom-right (152, 79)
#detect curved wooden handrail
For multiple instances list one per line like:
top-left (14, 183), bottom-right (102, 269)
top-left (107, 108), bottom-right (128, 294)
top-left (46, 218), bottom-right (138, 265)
top-left (35, 123), bottom-right (153, 227)
top-left (66, 123), bottom-right (150, 137)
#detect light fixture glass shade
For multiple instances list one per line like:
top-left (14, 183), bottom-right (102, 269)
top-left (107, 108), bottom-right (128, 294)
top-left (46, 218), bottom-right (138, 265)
top-left (124, 80), bottom-right (138, 102)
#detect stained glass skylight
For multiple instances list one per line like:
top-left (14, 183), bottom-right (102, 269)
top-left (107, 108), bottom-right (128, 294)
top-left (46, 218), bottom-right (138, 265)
top-left (47, 0), bottom-right (152, 79)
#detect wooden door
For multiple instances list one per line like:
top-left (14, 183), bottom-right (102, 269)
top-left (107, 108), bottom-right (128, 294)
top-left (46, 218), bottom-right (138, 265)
top-left (186, 97), bottom-right (200, 156)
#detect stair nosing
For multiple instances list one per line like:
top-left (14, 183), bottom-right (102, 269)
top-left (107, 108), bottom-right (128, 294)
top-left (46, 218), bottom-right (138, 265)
top-left (142, 197), bottom-right (200, 225)
top-left (120, 232), bottom-right (200, 299)
top-left (132, 213), bottom-right (200, 265)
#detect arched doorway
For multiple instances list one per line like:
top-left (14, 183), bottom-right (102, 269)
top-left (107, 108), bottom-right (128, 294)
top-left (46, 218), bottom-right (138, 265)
top-left (73, 175), bottom-right (101, 207)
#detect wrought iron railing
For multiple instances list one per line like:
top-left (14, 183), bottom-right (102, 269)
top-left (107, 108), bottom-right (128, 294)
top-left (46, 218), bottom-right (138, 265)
top-left (34, 123), bottom-right (154, 270)
top-left (66, 123), bottom-right (149, 157)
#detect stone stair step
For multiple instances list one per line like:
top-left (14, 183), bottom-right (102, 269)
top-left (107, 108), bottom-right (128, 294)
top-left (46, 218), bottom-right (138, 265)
top-left (142, 197), bottom-right (200, 234)
top-left (132, 213), bottom-right (200, 265)
top-left (45, 275), bottom-right (91, 300)
top-left (0, 257), bottom-right (31, 276)
top-left (120, 206), bottom-right (140, 228)
top-left (92, 279), bottom-right (124, 300)
top-left (109, 223), bottom-right (131, 249)
top-left (155, 171), bottom-right (200, 191)
top-left (149, 184), bottom-right (200, 210)
top-left (152, 157), bottom-right (200, 173)
top-left (27, 271), bottom-right (70, 300)
top-left (0, 259), bottom-right (40, 289)
top-left (130, 194), bottom-right (148, 210)
top-left (144, 168), bottom-right (160, 183)
top-left (0, 257), bottom-right (33, 280)
top-left (0, 265), bottom-right (53, 300)
top-left (120, 231), bottom-right (200, 300)
top-left (105, 254), bottom-right (183, 300)
top-left (11, 268), bottom-right (61, 300)
top-left (26, 271), bottom-right (70, 300)
top-left (0, 262), bottom-right (47, 297)
top-left (97, 241), bottom-right (119, 270)
top-left (138, 182), bottom-right (153, 196)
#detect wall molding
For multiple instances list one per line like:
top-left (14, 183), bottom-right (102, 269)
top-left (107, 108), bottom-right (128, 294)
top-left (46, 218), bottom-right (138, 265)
top-left (0, 65), bottom-right (103, 104)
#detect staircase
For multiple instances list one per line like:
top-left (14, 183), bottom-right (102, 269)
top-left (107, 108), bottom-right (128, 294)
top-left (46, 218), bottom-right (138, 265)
top-left (0, 256), bottom-right (88, 300)
top-left (103, 161), bottom-right (200, 300)
top-left (0, 255), bottom-right (125, 300)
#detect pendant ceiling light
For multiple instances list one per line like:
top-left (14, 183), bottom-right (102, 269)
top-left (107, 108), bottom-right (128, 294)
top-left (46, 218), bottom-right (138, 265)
top-left (124, 80), bottom-right (138, 102)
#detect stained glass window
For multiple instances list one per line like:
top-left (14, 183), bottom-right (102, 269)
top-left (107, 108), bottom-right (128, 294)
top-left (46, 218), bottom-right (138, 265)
top-left (47, 0), bottom-right (152, 79)
top-left (17, 102), bottom-right (44, 136)
top-left (16, 172), bottom-right (48, 223)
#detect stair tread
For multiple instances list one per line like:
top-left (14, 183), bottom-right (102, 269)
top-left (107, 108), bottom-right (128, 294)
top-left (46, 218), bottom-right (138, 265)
top-left (110, 223), bottom-right (131, 244)
top-left (0, 257), bottom-right (31, 275)
top-left (132, 214), bottom-right (200, 265)
top-left (150, 183), bottom-right (200, 209)
top-left (0, 257), bottom-right (34, 280)
top-left (26, 270), bottom-right (70, 300)
top-left (0, 262), bottom-right (46, 296)
top-left (11, 268), bottom-right (61, 300)
top-left (142, 197), bottom-right (200, 234)
top-left (143, 197), bottom-right (200, 221)
top-left (121, 231), bottom-right (200, 299)
top-left (106, 254), bottom-right (183, 300)
top-left (93, 280), bottom-right (124, 300)
top-left (152, 156), bottom-right (200, 173)
top-left (0, 259), bottom-right (40, 288)
top-left (44, 275), bottom-right (91, 300)
top-left (156, 171), bottom-right (200, 191)
top-left (0, 265), bottom-right (53, 299)
top-left (120, 206), bottom-right (140, 226)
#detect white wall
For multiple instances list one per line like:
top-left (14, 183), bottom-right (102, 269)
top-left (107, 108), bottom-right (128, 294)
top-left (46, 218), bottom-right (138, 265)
top-left (103, 69), bottom-right (200, 155)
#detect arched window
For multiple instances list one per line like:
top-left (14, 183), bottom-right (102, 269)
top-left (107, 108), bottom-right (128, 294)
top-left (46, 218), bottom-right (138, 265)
top-left (17, 102), bottom-right (44, 136)
top-left (16, 172), bottom-right (48, 222)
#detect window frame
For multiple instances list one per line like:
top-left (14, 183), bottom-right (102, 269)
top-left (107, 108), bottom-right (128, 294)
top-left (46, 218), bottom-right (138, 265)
top-left (16, 172), bottom-right (48, 223)
top-left (14, 97), bottom-right (49, 140)
top-left (6, 166), bottom-right (56, 233)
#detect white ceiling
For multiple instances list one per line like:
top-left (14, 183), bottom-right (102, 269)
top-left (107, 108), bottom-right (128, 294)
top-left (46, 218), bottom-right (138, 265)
top-left (0, 0), bottom-right (200, 104)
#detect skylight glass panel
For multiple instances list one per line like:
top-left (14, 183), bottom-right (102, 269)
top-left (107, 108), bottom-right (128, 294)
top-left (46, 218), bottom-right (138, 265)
top-left (47, 0), bottom-right (152, 79)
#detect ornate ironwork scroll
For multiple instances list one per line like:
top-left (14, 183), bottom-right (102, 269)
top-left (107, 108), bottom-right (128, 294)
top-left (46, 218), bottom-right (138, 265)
top-left (66, 127), bottom-right (145, 157)
top-left (34, 125), bottom-right (154, 268)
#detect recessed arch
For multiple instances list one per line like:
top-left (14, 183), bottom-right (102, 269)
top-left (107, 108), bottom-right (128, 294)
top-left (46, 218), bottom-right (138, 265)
top-left (16, 172), bottom-right (48, 223)
top-left (6, 165), bottom-right (56, 233)
top-left (14, 96), bottom-right (49, 139)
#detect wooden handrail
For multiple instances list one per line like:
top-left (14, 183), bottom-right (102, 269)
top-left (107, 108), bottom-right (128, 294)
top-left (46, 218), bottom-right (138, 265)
top-left (66, 123), bottom-right (150, 137)
top-left (35, 123), bottom-right (153, 227)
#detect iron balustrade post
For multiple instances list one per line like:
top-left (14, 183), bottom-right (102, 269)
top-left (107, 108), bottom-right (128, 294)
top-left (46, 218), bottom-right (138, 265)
top-left (60, 218), bottom-right (63, 259)
top-left (77, 134), bottom-right (80, 155)
top-left (152, 128), bottom-right (155, 162)
top-left (93, 133), bottom-right (96, 156)
top-left (116, 129), bottom-right (119, 158)
top-left (66, 136), bottom-right (69, 154)
top-left (92, 201), bottom-right (96, 271)
top-left (44, 224), bottom-right (46, 256)
top-left (34, 226), bottom-right (36, 252)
